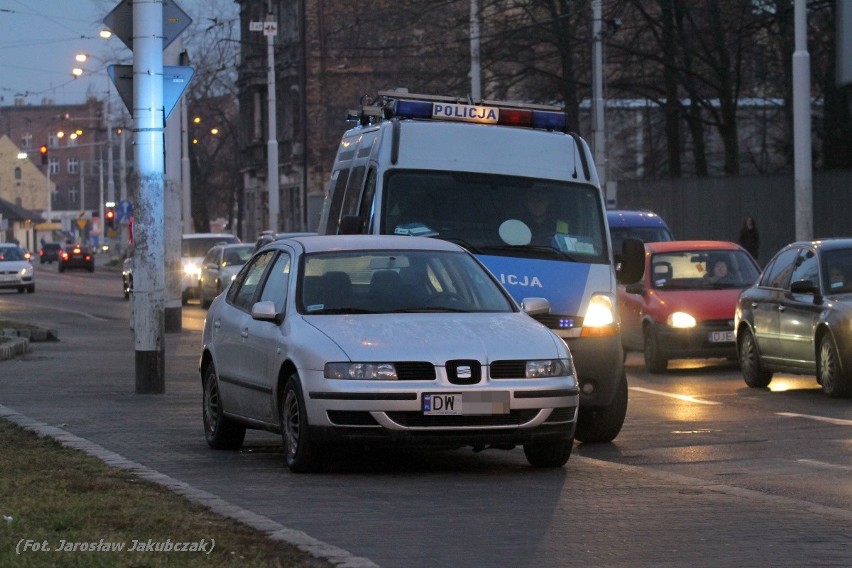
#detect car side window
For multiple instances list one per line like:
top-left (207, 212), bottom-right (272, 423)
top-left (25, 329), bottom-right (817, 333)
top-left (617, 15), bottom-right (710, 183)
top-left (258, 253), bottom-right (291, 313)
top-left (789, 249), bottom-right (818, 289)
top-left (228, 251), bottom-right (275, 311)
top-left (202, 248), bottom-right (219, 268)
top-left (760, 248), bottom-right (799, 289)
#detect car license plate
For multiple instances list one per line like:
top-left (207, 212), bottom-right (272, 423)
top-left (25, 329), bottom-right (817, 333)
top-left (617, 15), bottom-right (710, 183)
top-left (0, 275), bottom-right (16, 282)
top-left (709, 331), bottom-right (734, 343)
top-left (422, 392), bottom-right (509, 415)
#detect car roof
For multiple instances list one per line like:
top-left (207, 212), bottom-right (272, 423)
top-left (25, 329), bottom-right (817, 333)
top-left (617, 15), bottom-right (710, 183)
top-left (606, 209), bottom-right (669, 228)
top-left (183, 232), bottom-right (239, 240)
top-left (784, 238), bottom-right (852, 252)
top-left (267, 234), bottom-right (464, 254)
top-left (644, 240), bottom-right (745, 254)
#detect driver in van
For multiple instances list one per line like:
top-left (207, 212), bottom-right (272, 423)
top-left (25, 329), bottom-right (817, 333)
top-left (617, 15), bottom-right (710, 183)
top-left (522, 191), bottom-right (568, 245)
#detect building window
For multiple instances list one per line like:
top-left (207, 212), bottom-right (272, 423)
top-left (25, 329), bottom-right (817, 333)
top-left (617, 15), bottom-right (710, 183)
top-left (15, 167), bottom-right (22, 180)
top-left (68, 188), bottom-right (79, 204)
top-left (48, 132), bottom-right (60, 147)
top-left (68, 157), bottom-right (80, 174)
top-left (49, 158), bottom-right (59, 175)
top-left (21, 133), bottom-right (32, 149)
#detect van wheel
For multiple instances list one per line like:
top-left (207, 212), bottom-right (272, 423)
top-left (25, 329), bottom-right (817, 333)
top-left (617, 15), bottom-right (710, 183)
top-left (575, 371), bottom-right (628, 443)
top-left (523, 437), bottom-right (573, 467)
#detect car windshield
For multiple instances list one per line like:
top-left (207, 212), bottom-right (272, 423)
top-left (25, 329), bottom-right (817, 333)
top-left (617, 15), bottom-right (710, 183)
top-left (0, 247), bottom-right (25, 261)
top-left (610, 227), bottom-right (673, 253)
top-left (650, 249), bottom-right (759, 289)
top-left (299, 249), bottom-right (516, 314)
top-left (380, 170), bottom-right (608, 263)
top-left (223, 245), bottom-right (255, 266)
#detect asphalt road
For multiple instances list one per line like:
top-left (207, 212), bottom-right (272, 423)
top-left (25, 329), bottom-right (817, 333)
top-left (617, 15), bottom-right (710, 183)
top-left (1, 258), bottom-right (850, 567)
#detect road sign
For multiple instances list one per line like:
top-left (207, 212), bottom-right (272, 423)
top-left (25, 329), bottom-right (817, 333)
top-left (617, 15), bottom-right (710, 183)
top-left (76, 219), bottom-right (88, 231)
top-left (117, 199), bottom-right (133, 223)
top-left (249, 21), bottom-right (264, 32)
top-left (108, 65), bottom-right (195, 119)
top-left (103, 0), bottom-right (192, 51)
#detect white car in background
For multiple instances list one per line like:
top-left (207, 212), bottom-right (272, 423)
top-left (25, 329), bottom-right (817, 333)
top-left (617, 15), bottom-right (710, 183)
top-left (200, 235), bottom-right (579, 473)
top-left (0, 243), bottom-right (35, 293)
top-left (181, 232), bottom-right (241, 304)
top-left (198, 243), bottom-right (255, 308)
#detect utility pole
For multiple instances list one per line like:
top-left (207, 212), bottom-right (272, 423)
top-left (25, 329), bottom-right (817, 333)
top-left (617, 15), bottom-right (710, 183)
top-left (132, 0), bottom-right (166, 393)
top-left (266, 1), bottom-right (279, 232)
top-left (470, 0), bottom-right (481, 99)
top-left (592, 0), bottom-right (607, 192)
top-left (793, 0), bottom-right (813, 241)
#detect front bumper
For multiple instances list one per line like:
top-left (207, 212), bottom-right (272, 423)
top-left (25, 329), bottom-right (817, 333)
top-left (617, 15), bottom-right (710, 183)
top-left (0, 274), bottom-right (32, 289)
top-left (563, 334), bottom-right (624, 408)
top-left (303, 373), bottom-right (579, 448)
top-left (649, 321), bottom-right (736, 359)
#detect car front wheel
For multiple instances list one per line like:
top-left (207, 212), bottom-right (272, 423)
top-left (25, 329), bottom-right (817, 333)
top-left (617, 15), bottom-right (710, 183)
top-left (281, 374), bottom-right (323, 473)
top-left (202, 364), bottom-right (246, 449)
top-left (643, 327), bottom-right (667, 373)
top-left (818, 334), bottom-right (852, 398)
top-left (739, 328), bottom-right (772, 388)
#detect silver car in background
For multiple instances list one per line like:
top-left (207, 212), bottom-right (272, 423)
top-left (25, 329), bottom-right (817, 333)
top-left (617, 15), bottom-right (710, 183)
top-left (198, 243), bottom-right (255, 308)
top-left (200, 235), bottom-right (579, 472)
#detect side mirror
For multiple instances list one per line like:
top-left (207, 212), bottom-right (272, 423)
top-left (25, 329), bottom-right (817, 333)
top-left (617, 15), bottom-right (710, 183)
top-left (251, 300), bottom-right (281, 323)
top-left (616, 238), bottom-right (645, 285)
top-left (790, 279), bottom-right (820, 296)
top-left (521, 297), bottom-right (550, 315)
top-left (339, 215), bottom-right (362, 235)
top-left (624, 282), bottom-right (644, 295)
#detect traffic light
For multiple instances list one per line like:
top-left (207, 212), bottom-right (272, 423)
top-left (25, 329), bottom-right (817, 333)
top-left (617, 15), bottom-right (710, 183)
top-left (39, 145), bottom-right (48, 166)
top-left (105, 208), bottom-right (116, 230)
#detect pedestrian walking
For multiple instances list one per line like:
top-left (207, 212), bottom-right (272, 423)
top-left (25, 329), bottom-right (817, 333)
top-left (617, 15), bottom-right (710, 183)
top-left (739, 216), bottom-right (760, 261)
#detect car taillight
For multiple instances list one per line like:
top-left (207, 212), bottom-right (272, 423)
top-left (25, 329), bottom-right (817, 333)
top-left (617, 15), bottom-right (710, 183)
top-left (61, 253), bottom-right (69, 260)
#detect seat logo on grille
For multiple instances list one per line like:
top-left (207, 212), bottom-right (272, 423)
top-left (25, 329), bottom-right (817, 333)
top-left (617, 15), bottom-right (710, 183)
top-left (457, 365), bottom-right (472, 378)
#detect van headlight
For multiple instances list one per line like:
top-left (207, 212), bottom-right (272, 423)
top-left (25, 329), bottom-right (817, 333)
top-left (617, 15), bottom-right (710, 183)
top-left (581, 293), bottom-right (618, 337)
top-left (183, 262), bottom-right (201, 278)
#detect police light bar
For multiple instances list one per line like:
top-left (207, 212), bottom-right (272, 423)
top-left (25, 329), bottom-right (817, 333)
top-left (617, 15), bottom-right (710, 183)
top-left (385, 94), bottom-right (568, 131)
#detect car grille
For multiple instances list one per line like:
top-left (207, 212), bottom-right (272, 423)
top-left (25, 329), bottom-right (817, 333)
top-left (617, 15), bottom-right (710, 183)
top-left (394, 361), bottom-right (436, 380)
top-left (385, 409), bottom-right (539, 427)
top-left (490, 360), bottom-right (526, 379)
top-left (446, 359), bottom-right (481, 385)
top-left (701, 319), bottom-right (735, 331)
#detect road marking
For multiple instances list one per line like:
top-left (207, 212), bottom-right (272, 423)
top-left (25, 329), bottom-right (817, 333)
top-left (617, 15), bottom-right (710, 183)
top-left (630, 386), bottom-right (721, 405)
top-left (796, 459), bottom-right (852, 472)
top-left (777, 412), bottom-right (852, 426)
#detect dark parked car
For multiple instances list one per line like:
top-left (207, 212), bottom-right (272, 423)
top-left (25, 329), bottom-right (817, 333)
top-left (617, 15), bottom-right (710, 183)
top-left (735, 238), bottom-right (852, 397)
top-left (39, 242), bottom-right (62, 264)
top-left (59, 245), bottom-right (95, 273)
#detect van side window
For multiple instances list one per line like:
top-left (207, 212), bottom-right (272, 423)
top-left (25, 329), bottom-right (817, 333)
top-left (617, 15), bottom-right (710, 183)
top-left (340, 166), bottom-right (366, 219)
top-left (357, 168), bottom-right (378, 233)
top-left (324, 169), bottom-right (350, 234)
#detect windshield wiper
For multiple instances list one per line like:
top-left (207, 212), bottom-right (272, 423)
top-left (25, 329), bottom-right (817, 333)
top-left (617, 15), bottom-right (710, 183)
top-left (435, 237), bottom-right (483, 254)
top-left (479, 244), bottom-right (577, 261)
top-left (305, 307), bottom-right (376, 315)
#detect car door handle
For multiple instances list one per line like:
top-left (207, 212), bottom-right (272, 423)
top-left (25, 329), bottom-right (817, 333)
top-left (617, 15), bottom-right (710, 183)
top-left (240, 328), bottom-right (249, 338)
top-left (213, 320), bottom-right (221, 329)
top-left (777, 306), bottom-right (786, 312)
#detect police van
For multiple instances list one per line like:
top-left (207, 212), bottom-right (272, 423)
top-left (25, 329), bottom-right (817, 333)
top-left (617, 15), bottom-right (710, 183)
top-left (317, 90), bottom-right (643, 443)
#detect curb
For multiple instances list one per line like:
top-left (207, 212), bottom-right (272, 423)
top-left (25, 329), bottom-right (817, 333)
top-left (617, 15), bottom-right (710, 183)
top-left (1, 327), bottom-right (60, 342)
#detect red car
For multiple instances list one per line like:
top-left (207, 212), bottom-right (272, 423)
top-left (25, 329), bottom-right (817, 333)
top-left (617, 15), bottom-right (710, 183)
top-left (619, 240), bottom-right (760, 372)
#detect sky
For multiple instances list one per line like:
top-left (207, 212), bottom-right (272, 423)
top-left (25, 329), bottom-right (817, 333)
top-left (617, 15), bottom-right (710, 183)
top-left (0, 0), bottom-right (237, 106)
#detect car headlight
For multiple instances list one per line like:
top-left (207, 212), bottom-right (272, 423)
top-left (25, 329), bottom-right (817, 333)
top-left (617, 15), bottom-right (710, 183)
top-left (183, 262), bottom-right (201, 278)
top-left (20, 267), bottom-right (33, 277)
top-left (325, 362), bottom-right (398, 380)
top-left (581, 293), bottom-right (618, 337)
top-left (667, 311), bottom-right (696, 328)
top-left (525, 358), bottom-right (573, 378)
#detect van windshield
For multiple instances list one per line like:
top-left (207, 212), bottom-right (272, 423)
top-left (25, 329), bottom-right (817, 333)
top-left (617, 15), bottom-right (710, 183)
top-left (381, 170), bottom-right (609, 263)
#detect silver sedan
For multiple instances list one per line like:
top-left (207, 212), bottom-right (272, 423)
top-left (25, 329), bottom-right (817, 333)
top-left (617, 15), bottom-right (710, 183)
top-left (200, 235), bottom-right (579, 472)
